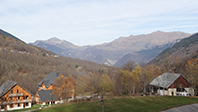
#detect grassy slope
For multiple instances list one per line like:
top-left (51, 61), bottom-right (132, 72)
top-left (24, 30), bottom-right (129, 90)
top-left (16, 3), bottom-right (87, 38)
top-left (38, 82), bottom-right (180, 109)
top-left (34, 96), bottom-right (198, 112)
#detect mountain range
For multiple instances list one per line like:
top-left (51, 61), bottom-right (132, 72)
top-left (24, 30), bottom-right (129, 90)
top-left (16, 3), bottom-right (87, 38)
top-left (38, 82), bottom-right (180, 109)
top-left (31, 31), bottom-right (190, 67)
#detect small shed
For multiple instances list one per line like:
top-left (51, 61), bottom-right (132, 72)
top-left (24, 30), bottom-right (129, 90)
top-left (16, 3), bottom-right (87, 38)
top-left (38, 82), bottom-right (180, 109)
top-left (149, 73), bottom-right (194, 96)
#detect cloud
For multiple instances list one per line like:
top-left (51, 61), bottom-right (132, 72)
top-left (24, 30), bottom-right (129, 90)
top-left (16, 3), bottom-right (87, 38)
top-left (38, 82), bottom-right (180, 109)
top-left (0, 0), bottom-right (198, 45)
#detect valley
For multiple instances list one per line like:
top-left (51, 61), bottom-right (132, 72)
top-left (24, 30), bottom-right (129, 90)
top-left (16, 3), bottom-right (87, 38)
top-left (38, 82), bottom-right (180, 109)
top-left (1, 29), bottom-right (198, 112)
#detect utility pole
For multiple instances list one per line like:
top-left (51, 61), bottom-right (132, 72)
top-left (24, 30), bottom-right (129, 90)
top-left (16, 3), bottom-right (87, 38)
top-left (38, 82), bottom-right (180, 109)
top-left (100, 95), bottom-right (104, 112)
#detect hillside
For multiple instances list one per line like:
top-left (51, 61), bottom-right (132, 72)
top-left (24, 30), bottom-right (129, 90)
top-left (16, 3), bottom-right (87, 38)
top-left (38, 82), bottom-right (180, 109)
top-left (0, 29), bottom-right (56, 56)
top-left (0, 29), bottom-right (113, 94)
top-left (31, 31), bottom-right (190, 66)
top-left (149, 32), bottom-right (198, 70)
top-left (0, 29), bottom-right (24, 42)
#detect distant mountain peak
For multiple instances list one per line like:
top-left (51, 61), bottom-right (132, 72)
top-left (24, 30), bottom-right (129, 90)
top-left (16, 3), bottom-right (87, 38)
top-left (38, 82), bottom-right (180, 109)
top-left (48, 37), bottom-right (61, 41)
top-left (46, 37), bottom-right (63, 44)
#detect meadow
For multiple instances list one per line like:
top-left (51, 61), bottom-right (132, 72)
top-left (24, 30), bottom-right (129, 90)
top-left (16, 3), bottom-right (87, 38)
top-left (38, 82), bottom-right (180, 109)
top-left (33, 96), bottom-right (198, 112)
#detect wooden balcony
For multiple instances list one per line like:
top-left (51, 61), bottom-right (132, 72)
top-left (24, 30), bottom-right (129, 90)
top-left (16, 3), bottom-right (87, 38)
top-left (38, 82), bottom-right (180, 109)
top-left (0, 99), bottom-right (32, 105)
top-left (8, 93), bottom-right (23, 97)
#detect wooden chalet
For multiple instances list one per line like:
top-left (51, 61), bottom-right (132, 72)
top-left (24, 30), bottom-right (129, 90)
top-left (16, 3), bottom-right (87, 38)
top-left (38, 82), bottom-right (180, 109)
top-left (34, 72), bottom-right (64, 105)
top-left (0, 80), bottom-right (33, 111)
top-left (149, 73), bottom-right (194, 96)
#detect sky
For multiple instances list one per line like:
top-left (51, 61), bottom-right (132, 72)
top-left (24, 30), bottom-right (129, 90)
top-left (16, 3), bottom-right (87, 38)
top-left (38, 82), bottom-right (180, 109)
top-left (0, 0), bottom-right (198, 46)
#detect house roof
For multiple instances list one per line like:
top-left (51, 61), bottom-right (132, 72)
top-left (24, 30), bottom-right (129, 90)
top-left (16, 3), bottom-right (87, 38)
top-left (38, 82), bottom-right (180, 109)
top-left (37, 72), bottom-right (63, 89)
top-left (0, 80), bottom-right (33, 97)
top-left (149, 73), bottom-right (181, 88)
top-left (38, 90), bottom-right (59, 102)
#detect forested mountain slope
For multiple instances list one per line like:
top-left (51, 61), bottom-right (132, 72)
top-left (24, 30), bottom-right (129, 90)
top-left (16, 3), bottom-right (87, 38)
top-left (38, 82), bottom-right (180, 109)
top-left (150, 33), bottom-right (198, 65)
top-left (149, 32), bottom-right (198, 72)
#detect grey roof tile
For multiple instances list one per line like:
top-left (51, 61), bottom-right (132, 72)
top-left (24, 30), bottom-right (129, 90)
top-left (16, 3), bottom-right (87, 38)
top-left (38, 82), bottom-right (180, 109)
top-left (38, 90), bottom-right (59, 102)
top-left (0, 80), bottom-right (16, 97)
top-left (149, 73), bottom-right (181, 88)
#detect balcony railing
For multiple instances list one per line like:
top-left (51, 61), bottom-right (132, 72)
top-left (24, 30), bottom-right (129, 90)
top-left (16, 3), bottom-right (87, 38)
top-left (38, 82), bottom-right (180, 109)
top-left (8, 93), bottom-right (24, 97)
top-left (0, 99), bottom-right (32, 105)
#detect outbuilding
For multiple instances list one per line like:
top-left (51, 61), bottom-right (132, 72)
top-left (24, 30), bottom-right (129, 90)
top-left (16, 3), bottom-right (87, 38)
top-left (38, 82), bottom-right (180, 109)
top-left (149, 73), bottom-right (194, 96)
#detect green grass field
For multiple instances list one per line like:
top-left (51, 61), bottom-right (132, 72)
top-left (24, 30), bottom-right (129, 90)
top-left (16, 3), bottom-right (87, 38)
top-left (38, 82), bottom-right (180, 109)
top-left (34, 96), bottom-right (198, 112)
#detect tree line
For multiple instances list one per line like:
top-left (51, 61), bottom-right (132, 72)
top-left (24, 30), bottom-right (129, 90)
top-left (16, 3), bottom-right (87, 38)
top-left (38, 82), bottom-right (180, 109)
top-left (74, 58), bottom-right (198, 96)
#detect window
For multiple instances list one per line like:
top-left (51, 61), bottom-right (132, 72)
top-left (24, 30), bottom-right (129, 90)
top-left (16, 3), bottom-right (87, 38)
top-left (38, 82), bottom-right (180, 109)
top-left (10, 104), bottom-right (13, 108)
top-left (26, 96), bottom-right (29, 99)
top-left (4, 98), bottom-right (6, 101)
top-left (18, 96), bottom-right (20, 100)
top-left (11, 89), bottom-right (13, 94)
top-left (10, 97), bottom-right (12, 101)
top-left (17, 103), bottom-right (20, 107)
top-left (1, 98), bottom-right (4, 102)
top-left (1, 105), bottom-right (5, 109)
top-left (17, 89), bottom-right (19, 93)
top-left (26, 103), bottom-right (29, 106)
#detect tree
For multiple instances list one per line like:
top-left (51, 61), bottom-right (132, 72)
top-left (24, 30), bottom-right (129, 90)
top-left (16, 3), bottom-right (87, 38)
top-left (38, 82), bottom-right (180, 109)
top-left (120, 70), bottom-right (134, 96)
top-left (185, 58), bottom-right (198, 89)
top-left (75, 75), bottom-right (91, 96)
top-left (99, 74), bottom-right (114, 95)
top-left (122, 61), bottom-right (137, 72)
top-left (52, 75), bottom-right (75, 101)
top-left (141, 64), bottom-right (162, 93)
top-left (132, 65), bottom-right (141, 93)
top-left (120, 65), bottom-right (142, 95)
top-left (114, 72), bottom-right (124, 96)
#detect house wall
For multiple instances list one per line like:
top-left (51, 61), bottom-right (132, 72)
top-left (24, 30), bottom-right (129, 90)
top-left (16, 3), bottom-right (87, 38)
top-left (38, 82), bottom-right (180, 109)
top-left (185, 88), bottom-right (194, 96)
top-left (40, 100), bottom-right (60, 105)
top-left (34, 92), bottom-right (40, 103)
top-left (1, 102), bottom-right (31, 111)
top-left (168, 88), bottom-right (177, 96)
top-left (38, 82), bottom-right (53, 91)
top-left (157, 89), bottom-right (167, 95)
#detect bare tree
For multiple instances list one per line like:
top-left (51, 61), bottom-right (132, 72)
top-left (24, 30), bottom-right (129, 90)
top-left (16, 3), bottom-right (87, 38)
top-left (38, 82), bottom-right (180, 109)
top-left (122, 61), bottom-right (137, 72)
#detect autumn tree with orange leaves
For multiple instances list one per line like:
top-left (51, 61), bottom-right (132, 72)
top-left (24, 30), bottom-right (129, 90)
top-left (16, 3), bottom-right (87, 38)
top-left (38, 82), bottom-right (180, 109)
top-left (52, 75), bottom-right (75, 101)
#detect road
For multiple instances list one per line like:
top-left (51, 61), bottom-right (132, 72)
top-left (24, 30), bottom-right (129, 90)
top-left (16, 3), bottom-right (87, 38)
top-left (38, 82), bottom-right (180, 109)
top-left (161, 103), bottom-right (198, 112)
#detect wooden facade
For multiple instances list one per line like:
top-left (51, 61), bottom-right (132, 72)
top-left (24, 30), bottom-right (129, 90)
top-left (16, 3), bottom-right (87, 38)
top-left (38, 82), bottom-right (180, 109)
top-left (38, 82), bottom-right (53, 91)
top-left (0, 83), bottom-right (33, 111)
top-left (169, 75), bottom-right (191, 88)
